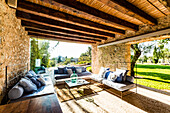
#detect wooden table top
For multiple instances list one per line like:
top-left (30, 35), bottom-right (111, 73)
top-left (0, 94), bottom-right (63, 113)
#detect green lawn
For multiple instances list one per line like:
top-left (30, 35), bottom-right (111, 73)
top-left (135, 64), bottom-right (170, 90)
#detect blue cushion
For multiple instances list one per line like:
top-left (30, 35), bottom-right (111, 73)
top-left (64, 67), bottom-right (68, 74)
top-left (58, 67), bottom-right (64, 74)
top-left (54, 70), bottom-right (58, 74)
top-left (116, 73), bottom-right (123, 82)
top-left (104, 71), bottom-right (111, 79)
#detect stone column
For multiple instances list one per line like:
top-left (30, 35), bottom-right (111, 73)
top-left (91, 44), bottom-right (99, 74)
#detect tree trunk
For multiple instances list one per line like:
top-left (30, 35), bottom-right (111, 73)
top-left (131, 44), bottom-right (141, 76)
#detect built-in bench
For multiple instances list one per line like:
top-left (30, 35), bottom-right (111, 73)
top-left (91, 74), bottom-right (137, 98)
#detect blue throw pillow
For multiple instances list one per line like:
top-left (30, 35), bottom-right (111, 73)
top-left (104, 71), bottom-right (111, 79)
top-left (116, 72), bottom-right (123, 82)
top-left (64, 67), bottom-right (68, 74)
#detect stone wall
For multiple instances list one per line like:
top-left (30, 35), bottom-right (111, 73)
top-left (92, 44), bottom-right (131, 74)
top-left (0, 0), bottom-right (30, 103)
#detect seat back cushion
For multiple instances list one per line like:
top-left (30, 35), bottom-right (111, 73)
top-left (29, 70), bottom-right (37, 77)
top-left (114, 71), bottom-right (123, 82)
top-left (8, 84), bottom-right (24, 100)
top-left (29, 77), bottom-right (41, 88)
top-left (76, 67), bottom-right (82, 73)
top-left (67, 69), bottom-right (73, 75)
top-left (82, 67), bottom-right (86, 72)
top-left (98, 67), bottom-right (108, 78)
top-left (116, 68), bottom-right (129, 82)
top-left (107, 72), bottom-right (117, 81)
top-left (126, 76), bottom-right (134, 83)
top-left (58, 67), bottom-right (64, 74)
top-left (37, 76), bottom-right (46, 86)
top-left (19, 78), bottom-right (37, 93)
top-left (103, 71), bottom-right (111, 79)
top-left (25, 72), bottom-right (34, 78)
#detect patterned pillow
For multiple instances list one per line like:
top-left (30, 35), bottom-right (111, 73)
top-left (107, 72), bottom-right (117, 81)
top-left (19, 78), bottom-right (37, 92)
top-left (103, 71), bottom-right (111, 79)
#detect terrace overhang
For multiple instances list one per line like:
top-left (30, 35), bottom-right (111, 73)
top-left (8, 0), bottom-right (169, 45)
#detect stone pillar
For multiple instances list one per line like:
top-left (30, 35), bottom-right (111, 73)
top-left (91, 44), bottom-right (99, 74)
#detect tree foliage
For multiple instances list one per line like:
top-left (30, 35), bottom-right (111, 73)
top-left (78, 47), bottom-right (92, 64)
top-left (30, 38), bottom-right (59, 70)
top-left (131, 43), bottom-right (153, 76)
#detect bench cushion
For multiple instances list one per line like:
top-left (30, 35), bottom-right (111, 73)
top-left (90, 74), bottom-right (103, 83)
top-left (102, 79), bottom-right (135, 92)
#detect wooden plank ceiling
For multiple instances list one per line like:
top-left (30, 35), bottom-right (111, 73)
top-left (16, 0), bottom-right (170, 44)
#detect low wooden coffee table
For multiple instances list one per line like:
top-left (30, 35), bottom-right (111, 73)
top-left (65, 78), bottom-right (90, 99)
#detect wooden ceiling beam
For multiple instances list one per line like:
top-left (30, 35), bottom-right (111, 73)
top-left (28, 32), bottom-right (96, 44)
top-left (16, 11), bottom-right (115, 38)
top-left (25, 27), bottom-right (101, 42)
top-left (21, 20), bottom-right (107, 40)
top-left (52, 0), bottom-right (139, 31)
top-left (109, 0), bottom-right (157, 25)
top-left (17, 1), bottom-right (125, 35)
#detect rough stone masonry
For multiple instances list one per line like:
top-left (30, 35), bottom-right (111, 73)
top-left (0, 0), bottom-right (30, 103)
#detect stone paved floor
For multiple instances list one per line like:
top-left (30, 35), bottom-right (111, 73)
top-left (59, 86), bottom-right (170, 113)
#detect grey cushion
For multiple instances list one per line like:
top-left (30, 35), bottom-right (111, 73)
top-left (55, 74), bottom-right (70, 80)
top-left (82, 67), bottom-right (86, 72)
top-left (8, 84), bottom-right (24, 100)
top-left (67, 69), bottom-right (73, 75)
top-left (19, 78), bottom-right (37, 92)
top-left (77, 71), bottom-right (92, 76)
top-left (25, 72), bottom-right (34, 78)
top-left (29, 70), bottom-right (37, 77)
top-left (30, 77), bottom-right (41, 87)
top-left (126, 76), bottom-right (134, 83)
top-left (91, 74), bottom-right (103, 83)
top-left (76, 67), bottom-right (82, 73)
top-left (37, 76), bottom-right (46, 86)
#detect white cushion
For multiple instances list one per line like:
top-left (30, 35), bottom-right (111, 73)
top-left (116, 68), bottom-right (128, 82)
top-left (107, 72), bottom-right (117, 81)
top-left (91, 74), bottom-right (103, 83)
top-left (98, 67), bottom-right (108, 78)
top-left (8, 84), bottom-right (24, 100)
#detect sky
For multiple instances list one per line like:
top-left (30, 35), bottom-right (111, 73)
top-left (49, 41), bottom-right (91, 58)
